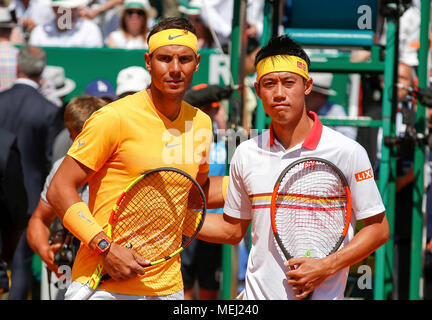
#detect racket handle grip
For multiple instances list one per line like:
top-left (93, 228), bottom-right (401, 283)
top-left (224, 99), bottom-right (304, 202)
top-left (67, 284), bottom-right (94, 300)
top-left (101, 274), bottom-right (111, 282)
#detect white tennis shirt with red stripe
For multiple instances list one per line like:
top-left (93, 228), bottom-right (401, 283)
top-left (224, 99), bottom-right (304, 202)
top-left (224, 111), bottom-right (385, 300)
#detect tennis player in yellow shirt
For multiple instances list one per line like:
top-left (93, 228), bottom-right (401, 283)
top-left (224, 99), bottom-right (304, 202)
top-left (47, 17), bottom-right (225, 300)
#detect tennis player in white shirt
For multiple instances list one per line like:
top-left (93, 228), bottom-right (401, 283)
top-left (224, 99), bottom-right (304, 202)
top-left (197, 35), bottom-right (389, 300)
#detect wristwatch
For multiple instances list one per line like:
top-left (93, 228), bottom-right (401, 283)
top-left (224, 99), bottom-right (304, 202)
top-left (94, 236), bottom-right (112, 256)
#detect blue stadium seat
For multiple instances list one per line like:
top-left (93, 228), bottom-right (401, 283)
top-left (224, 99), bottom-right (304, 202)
top-left (284, 0), bottom-right (378, 47)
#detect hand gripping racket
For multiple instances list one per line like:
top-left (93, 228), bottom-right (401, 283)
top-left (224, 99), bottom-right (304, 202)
top-left (69, 167), bottom-right (207, 300)
top-left (270, 157), bottom-right (351, 300)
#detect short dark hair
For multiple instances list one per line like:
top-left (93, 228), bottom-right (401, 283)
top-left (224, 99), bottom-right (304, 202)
top-left (254, 35), bottom-right (310, 68)
top-left (147, 17), bottom-right (196, 44)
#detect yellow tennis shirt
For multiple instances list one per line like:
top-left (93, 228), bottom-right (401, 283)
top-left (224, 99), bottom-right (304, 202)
top-left (67, 90), bottom-right (212, 296)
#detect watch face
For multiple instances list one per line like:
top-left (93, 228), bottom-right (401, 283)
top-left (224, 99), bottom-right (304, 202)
top-left (98, 239), bottom-right (110, 250)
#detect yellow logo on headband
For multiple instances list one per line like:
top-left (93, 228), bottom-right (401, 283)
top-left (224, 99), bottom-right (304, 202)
top-left (148, 29), bottom-right (198, 54)
top-left (256, 55), bottom-right (309, 82)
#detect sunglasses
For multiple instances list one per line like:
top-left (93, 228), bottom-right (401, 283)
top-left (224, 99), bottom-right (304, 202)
top-left (125, 9), bottom-right (145, 16)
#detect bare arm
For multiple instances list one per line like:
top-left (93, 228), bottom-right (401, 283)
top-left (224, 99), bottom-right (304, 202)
top-left (46, 155), bottom-right (91, 219)
top-left (46, 155), bottom-right (148, 281)
top-left (196, 172), bottom-right (226, 209)
top-left (286, 212), bottom-right (389, 299)
top-left (80, 0), bottom-right (123, 19)
top-left (197, 212), bottom-right (251, 245)
top-left (196, 169), bottom-right (249, 244)
top-left (27, 200), bottom-right (62, 275)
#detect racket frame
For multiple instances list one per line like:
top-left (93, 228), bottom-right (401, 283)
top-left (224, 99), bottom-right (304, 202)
top-left (270, 157), bottom-right (352, 298)
top-left (84, 167), bottom-right (207, 293)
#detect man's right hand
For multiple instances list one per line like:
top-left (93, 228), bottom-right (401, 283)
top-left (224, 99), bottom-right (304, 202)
top-left (101, 243), bottom-right (150, 281)
top-left (39, 242), bottom-right (62, 277)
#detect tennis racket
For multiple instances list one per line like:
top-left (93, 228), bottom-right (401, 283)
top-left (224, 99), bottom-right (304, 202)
top-left (270, 157), bottom-right (351, 300)
top-left (69, 167), bottom-right (207, 300)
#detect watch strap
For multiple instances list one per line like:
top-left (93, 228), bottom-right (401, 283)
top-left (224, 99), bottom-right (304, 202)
top-left (94, 235), bottom-right (112, 256)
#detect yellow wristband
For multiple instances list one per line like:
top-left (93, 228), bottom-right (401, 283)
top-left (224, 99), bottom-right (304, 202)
top-left (63, 202), bottom-right (103, 246)
top-left (222, 176), bottom-right (229, 201)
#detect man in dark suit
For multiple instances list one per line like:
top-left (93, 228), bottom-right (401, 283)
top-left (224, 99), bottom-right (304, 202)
top-left (0, 128), bottom-right (28, 295)
top-left (0, 45), bottom-right (64, 299)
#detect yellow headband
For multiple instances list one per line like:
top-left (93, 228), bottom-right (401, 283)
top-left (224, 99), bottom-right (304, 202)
top-left (148, 28), bottom-right (198, 54)
top-left (256, 55), bottom-right (309, 82)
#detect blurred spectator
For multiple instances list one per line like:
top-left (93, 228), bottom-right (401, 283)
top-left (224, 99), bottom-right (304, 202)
top-left (154, 0), bottom-right (180, 18)
top-left (42, 66), bottom-right (76, 100)
top-left (0, 2), bottom-right (23, 43)
top-left (351, 2), bottom-right (420, 68)
top-left (305, 72), bottom-right (357, 140)
top-left (40, 65), bottom-right (76, 108)
top-left (379, 3), bottom-right (420, 68)
top-left (199, 0), bottom-right (264, 48)
top-left (179, 0), bottom-right (214, 49)
top-left (29, 0), bottom-right (103, 48)
top-left (392, 61), bottom-right (417, 300)
top-left (79, 0), bottom-right (122, 40)
top-left (106, 0), bottom-right (156, 49)
top-left (51, 77), bottom-right (113, 166)
top-left (85, 78), bottom-right (116, 103)
top-left (356, 61), bottom-right (416, 299)
top-left (357, 62), bottom-right (416, 171)
top-left (42, 66), bottom-right (79, 164)
top-left (116, 65), bottom-right (151, 98)
top-left (0, 7), bottom-right (74, 104)
top-left (0, 127), bottom-right (28, 296)
top-left (0, 45), bottom-right (64, 300)
top-left (49, 77), bottom-right (112, 165)
top-left (8, 0), bottom-right (54, 41)
top-left (0, 6), bottom-right (19, 91)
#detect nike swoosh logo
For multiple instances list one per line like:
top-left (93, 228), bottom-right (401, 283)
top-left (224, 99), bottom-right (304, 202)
top-left (165, 142), bottom-right (180, 149)
top-left (77, 139), bottom-right (85, 147)
top-left (168, 34), bottom-right (184, 40)
top-left (78, 211), bottom-right (92, 223)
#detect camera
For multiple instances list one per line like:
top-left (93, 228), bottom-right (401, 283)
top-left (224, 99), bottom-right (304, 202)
top-left (54, 245), bottom-right (74, 266)
top-left (49, 218), bottom-right (78, 267)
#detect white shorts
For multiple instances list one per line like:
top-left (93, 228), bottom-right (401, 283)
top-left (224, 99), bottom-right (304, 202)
top-left (65, 281), bottom-right (184, 300)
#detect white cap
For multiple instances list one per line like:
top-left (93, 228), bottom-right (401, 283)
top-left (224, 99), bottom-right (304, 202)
top-left (42, 65), bottom-right (76, 98)
top-left (179, 0), bottom-right (203, 15)
top-left (44, 0), bottom-right (90, 8)
top-left (116, 66), bottom-right (151, 96)
top-left (123, 0), bottom-right (157, 18)
top-left (0, 7), bottom-right (14, 28)
top-left (309, 72), bottom-right (336, 96)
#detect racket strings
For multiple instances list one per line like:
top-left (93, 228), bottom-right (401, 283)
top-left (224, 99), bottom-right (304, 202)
top-left (111, 170), bottom-right (205, 262)
top-left (275, 162), bottom-right (348, 259)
